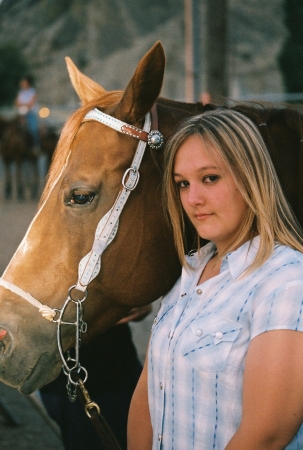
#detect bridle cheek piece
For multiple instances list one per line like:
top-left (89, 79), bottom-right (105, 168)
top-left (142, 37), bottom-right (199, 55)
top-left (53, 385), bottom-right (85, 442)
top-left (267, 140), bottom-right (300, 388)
top-left (0, 106), bottom-right (164, 402)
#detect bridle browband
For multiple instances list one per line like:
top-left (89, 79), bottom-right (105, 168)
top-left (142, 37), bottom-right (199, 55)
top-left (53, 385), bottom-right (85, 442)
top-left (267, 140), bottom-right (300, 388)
top-left (83, 106), bottom-right (164, 150)
top-left (0, 106), bottom-right (164, 406)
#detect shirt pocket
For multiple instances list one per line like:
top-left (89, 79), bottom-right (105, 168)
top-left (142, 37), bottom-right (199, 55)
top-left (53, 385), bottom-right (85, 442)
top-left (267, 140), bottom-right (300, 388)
top-left (181, 314), bottom-right (242, 372)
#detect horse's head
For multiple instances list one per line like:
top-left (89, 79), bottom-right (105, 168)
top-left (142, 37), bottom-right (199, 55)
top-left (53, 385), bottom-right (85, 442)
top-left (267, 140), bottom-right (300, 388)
top-left (0, 42), bottom-right (182, 393)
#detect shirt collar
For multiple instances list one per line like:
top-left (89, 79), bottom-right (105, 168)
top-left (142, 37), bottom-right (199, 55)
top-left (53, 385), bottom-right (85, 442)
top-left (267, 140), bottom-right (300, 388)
top-left (225, 235), bottom-right (261, 279)
top-left (185, 242), bottom-right (216, 269)
top-left (185, 236), bottom-right (261, 279)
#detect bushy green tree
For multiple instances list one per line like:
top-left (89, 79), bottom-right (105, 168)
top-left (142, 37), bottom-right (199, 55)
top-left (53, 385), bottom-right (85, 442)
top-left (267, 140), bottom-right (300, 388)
top-left (278, 0), bottom-right (303, 93)
top-left (0, 44), bottom-right (30, 105)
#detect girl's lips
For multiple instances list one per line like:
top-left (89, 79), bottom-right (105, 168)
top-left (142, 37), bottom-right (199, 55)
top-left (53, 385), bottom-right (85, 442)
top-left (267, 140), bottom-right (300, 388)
top-left (195, 213), bottom-right (212, 220)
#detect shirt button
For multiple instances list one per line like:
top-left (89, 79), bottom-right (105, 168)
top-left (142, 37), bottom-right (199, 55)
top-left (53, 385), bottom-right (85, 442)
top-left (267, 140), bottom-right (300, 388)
top-left (153, 317), bottom-right (158, 324)
top-left (160, 382), bottom-right (163, 390)
top-left (158, 433), bottom-right (162, 441)
top-left (215, 331), bottom-right (223, 340)
top-left (197, 289), bottom-right (202, 295)
top-left (195, 329), bottom-right (203, 337)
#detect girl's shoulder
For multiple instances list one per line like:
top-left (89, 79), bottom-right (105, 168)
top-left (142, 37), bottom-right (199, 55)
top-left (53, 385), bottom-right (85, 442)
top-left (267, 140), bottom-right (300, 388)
top-left (273, 243), bottom-right (303, 263)
top-left (267, 243), bottom-right (303, 277)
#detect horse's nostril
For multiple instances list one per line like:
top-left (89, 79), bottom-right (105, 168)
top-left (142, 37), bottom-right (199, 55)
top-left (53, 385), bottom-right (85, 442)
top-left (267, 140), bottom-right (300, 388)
top-left (0, 328), bottom-right (9, 357)
top-left (0, 328), bottom-right (7, 340)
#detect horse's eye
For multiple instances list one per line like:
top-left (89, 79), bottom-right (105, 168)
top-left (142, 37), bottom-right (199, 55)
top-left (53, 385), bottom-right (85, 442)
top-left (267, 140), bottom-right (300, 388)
top-left (69, 192), bottom-right (95, 205)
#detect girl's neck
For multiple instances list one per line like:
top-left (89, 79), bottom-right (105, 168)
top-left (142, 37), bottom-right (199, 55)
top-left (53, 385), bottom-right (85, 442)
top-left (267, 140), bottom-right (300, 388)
top-left (198, 250), bottom-right (221, 285)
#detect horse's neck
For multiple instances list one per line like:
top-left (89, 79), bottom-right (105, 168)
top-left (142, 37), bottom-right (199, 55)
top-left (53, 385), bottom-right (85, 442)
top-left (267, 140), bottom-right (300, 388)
top-left (155, 98), bottom-right (206, 168)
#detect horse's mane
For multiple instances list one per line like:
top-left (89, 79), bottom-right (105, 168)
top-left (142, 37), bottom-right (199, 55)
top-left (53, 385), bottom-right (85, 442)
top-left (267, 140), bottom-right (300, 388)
top-left (157, 97), bottom-right (206, 113)
top-left (230, 101), bottom-right (303, 163)
top-left (231, 101), bottom-right (303, 130)
top-left (39, 91), bottom-right (123, 205)
top-left (163, 98), bottom-right (303, 149)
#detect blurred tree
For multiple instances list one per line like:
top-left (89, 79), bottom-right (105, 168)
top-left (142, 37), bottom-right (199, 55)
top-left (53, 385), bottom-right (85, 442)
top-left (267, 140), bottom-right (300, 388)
top-left (278, 0), bottom-right (303, 93)
top-left (0, 44), bottom-right (29, 105)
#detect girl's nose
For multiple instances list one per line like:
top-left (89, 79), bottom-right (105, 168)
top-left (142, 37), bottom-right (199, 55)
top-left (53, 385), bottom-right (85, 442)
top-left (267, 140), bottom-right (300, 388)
top-left (187, 185), bottom-right (205, 207)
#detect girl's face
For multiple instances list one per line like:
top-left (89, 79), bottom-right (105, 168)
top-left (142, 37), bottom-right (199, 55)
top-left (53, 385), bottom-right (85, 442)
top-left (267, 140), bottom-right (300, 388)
top-left (173, 135), bottom-right (249, 253)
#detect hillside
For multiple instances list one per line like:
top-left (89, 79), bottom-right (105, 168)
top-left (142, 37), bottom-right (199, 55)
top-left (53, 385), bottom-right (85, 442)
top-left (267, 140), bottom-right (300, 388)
top-left (0, 0), bottom-right (286, 107)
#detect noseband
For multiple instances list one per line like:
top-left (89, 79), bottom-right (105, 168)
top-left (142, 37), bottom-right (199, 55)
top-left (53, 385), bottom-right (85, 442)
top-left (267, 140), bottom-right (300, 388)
top-left (0, 107), bottom-right (164, 401)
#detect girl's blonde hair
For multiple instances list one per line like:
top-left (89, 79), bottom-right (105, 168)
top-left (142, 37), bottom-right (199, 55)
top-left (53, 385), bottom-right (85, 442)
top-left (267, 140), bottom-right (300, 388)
top-left (164, 108), bottom-right (303, 272)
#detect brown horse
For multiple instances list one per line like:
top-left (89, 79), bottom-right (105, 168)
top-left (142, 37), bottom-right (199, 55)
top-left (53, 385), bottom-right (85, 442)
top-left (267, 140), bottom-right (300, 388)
top-left (0, 115), bottom-right (39, 201)
top-left (0, 42), bottom-right (303, 395)
top-left (39, 123), bottom-right (59, 171)
top-left (0, 115), bottom-right (8, 137)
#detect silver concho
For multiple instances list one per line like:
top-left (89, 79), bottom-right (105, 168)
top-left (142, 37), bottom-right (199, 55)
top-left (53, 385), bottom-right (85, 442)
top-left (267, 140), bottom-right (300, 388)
top-left (147, 130), bottom-right (164, 150)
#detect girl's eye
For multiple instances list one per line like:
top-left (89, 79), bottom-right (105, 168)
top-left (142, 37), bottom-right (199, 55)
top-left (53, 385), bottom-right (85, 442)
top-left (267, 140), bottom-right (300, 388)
top-left (203, 175), bottom-right (219, 183)
top-left (69, 192), bottom-right (95, 205)
top-left (177, 180), bottom-right (189, 189)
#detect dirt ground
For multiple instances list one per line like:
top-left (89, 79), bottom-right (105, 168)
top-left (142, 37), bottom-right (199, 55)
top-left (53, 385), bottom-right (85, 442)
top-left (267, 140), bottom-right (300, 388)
top-left (0, 198), bottom-right (156, 449)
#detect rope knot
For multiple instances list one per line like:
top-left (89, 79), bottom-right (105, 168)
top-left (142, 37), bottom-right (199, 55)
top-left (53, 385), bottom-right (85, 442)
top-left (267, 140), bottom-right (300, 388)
top-left (39, 305), bottom-right (56, 321)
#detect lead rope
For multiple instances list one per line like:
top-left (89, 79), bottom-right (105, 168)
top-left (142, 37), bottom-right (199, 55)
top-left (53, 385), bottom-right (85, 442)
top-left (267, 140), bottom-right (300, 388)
top-left (76, 378), bottom-right (122, 450)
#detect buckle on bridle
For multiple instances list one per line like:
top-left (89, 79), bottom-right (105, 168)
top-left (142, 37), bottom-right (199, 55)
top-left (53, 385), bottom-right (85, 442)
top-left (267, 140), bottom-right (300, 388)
top-left (122, 167), bottom-right (140, 190)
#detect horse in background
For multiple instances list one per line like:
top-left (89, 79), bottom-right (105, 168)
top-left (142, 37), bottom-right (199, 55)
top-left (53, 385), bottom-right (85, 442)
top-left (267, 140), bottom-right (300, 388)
top-left (39, 123), bottom-right (59, 172)
top-left (0, 115), bottom-right (8, 137)
top-left (0, 115), bottom-right (58, 201)
top-left (0, 42), bottom-right (302, 395)
top-left (0, 114), bottom-right (38, 201)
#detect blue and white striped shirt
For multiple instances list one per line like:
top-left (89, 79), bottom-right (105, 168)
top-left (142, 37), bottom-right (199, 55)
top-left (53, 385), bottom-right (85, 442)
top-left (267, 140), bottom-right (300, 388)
top-left (148, 237), bottom-right (303, 449)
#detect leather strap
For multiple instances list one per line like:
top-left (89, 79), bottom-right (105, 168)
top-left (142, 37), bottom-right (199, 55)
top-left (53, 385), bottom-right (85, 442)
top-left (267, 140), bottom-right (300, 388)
top-left (76, 379), bottom-right (122, 450)
top-left (84, 108), bottom-right (149, 142)
top-left (121, 124), bottom-right (149, 141)
top-left (120, 104), bottom-right (158, 141)
top-left (151, 104), bottom-right (159, 131)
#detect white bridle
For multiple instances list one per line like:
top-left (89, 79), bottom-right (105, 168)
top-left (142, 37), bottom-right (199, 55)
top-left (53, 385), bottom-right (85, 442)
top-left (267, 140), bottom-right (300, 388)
top-left (0, 107), bottom-right (164, 322)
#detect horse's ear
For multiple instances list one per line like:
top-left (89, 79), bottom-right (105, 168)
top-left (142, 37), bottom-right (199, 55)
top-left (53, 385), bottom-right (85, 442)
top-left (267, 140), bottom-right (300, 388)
top-left (65, 57), bottom-right (107, 104)
top-left (114, 41), bottom-right (166, 123)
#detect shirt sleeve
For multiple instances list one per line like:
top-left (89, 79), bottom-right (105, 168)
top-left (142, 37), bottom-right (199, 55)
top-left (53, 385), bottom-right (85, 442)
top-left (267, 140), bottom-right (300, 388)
top-left (251, 280), bottom-right (303, 340)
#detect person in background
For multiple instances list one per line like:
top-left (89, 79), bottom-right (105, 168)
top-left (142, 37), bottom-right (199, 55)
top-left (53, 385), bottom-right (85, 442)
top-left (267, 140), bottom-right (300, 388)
top-left (15, 75), bottom-right (40, 152)
top-left (200, 91), bottom-right (212, 105)
top-left (40, 305), bottom-right (151, 450)
top-left (128, 109), bottom-right (303, 449)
